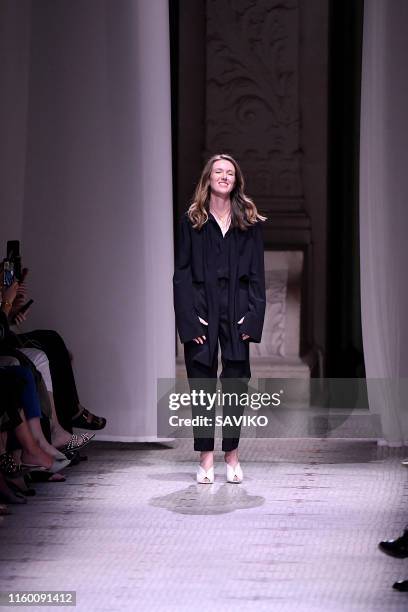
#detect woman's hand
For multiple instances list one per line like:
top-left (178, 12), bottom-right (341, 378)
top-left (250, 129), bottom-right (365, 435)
top-left (15, 280), bottom-right (28, 301)
top-left (237, 316), bottom-right (249, 340)
top-left (193, 335), bottom-right (206, 344)
top-left (12, 287), bottom-right (27, 311)
top-left (13, 268), bottom-right (29, 307)
top-left (195, 315), bottom-right (208, 342)
top-left (12, 309), bottom-right (30, 327)
top-left (10, 268), bottom-right (30, 319)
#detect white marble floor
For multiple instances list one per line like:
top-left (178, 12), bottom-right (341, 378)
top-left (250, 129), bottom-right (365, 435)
top-left (0, 439), bottom-right (407, 612)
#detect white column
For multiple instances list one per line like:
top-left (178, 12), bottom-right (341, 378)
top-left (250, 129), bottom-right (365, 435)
top-left (19, 0), bottom-right (174, 440)
top-left (133, 0), bottom-right (176, 438)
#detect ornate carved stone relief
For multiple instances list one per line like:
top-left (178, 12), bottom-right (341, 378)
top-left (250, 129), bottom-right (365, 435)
top-left (250, 267), bottom-right (287, 358)
top-left (205, 0), bottom-right (303, 210)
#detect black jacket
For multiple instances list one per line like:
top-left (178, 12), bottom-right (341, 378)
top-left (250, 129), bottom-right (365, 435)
top-left (0, 310), bottom-right (11, 346)
top-left (173, 213), bottom-right (266, 366)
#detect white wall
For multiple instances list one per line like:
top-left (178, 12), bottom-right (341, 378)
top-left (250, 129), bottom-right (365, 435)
top-left (0, 0), bottom-right (30, 251)
top-left (1, 0), bottom-right (175, 440)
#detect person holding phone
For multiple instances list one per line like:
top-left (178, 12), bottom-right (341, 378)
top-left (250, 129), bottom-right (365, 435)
top-left (5, 265), bottom-right (106, 432)
top-left (0, 265), bottom-right (90, 459)
top-left (7, 267), bottom-right (32, 326)
top-left (173, 153), bottom-right (266, 484)
top-left (0, 276), bottom-right (19, 320)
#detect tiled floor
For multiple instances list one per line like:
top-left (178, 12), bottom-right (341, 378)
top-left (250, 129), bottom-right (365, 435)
top-left (0, 439), bottom-right (407, 611)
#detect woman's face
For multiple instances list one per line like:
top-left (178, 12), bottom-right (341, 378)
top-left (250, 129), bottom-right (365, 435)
top-left (209, 159), bottom-right (236, 197)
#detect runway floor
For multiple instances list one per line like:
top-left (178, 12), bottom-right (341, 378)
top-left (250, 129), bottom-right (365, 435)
top-left (0, 438), bottom-right (407, 612)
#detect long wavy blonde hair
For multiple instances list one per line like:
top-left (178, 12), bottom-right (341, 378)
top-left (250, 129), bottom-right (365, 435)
top-left (187, 153), bottom-right (266, 230)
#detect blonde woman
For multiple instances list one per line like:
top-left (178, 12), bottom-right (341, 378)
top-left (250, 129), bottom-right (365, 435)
top-left (173, 154), bottom-right (266, 484)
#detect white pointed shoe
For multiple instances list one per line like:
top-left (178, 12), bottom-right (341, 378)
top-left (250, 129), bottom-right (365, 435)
top-left (226, 462), bottom-right (243, 483)
top-left (196, 465), bottom-right (214, 484)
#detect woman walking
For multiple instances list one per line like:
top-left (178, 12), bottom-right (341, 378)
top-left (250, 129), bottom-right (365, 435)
top-left (173, 153), bottom-right (266, 483)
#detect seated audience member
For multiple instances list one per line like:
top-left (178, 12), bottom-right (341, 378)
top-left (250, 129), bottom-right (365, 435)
top-left (0, 350), bottom-right (95, 455)
top-left (0, 279), bottom-right (94, 455)
top-left (0, 362), bottom-right (75, 463)
top-left (10, 267), bottom-right (106, 432)
top-left (0, 365), bottom-right (68, 505)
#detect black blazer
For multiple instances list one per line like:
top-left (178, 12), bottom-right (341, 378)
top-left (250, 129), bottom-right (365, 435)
top-left (173, 213), bottom-right (266, 366)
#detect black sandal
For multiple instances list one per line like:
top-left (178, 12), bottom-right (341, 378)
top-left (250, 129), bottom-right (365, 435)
top-left (71, 407), bottom-right (106, 430)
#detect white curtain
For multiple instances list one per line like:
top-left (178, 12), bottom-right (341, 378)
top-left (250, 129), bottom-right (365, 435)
top-left (0, 0), bottom-right (175, 440)
top-left (360, 0), bottom-right (408, 445)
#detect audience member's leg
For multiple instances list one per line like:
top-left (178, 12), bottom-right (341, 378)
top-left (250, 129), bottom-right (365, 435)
top-left (3, 364), bottom-right (65, 459)
top-left (18, 348), bottom-right (53, 394)
top-left (18, 330), bottom-right (106, 431)
top-left (13, 412), bottom-right (53, 469)
top-left (18, 330), bottom-right (79, 429)
top-left (13, 349), bottom-right (84, 448)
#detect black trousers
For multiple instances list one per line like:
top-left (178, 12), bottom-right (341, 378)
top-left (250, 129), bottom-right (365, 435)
top-left (17, 330), bottom-right (80, 432)
top-left (184, 279), bottom-right (250, 452)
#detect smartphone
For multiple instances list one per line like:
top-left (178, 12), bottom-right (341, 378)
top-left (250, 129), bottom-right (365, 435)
top-left (6, 240), bottom-right (21, 281)
top-left (2, 259), bottom-right (15, 287)
top-left (10, 299), bottom-right (34, 324)
top-left (7, 240), bottom-right (20, 259)
top-left (18, 298), bottom-right (33, 314)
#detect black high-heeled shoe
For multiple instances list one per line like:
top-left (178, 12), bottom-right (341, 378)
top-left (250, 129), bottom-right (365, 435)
top-left (29, 471), bottom-right (66, 483)
top-left (6, 478), bottom-right (36, 497)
